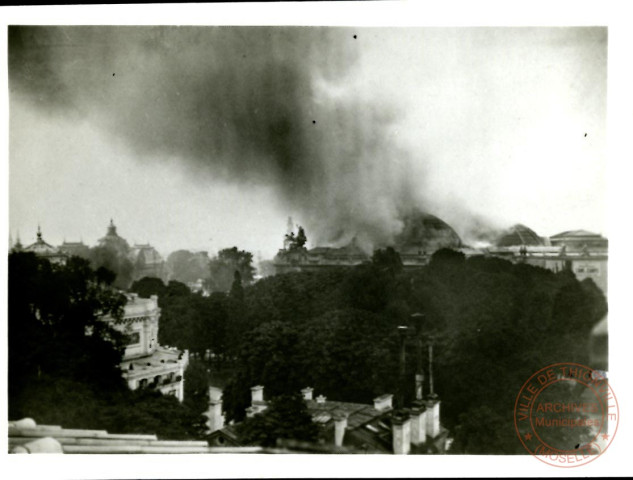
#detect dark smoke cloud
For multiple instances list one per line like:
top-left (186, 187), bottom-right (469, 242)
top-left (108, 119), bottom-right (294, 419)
top-left (10, 26), bottom-right (428, 248)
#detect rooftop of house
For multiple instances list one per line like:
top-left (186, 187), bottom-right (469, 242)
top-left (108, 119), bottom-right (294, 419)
top-left (8, 418), bottom-right (299, 454)
top-left (121, 347), bottom-right (187, 377)
top-left (306, 399), bottom-right (390, 430)
top-left (550, 229), bottom-right (605, 239)
top-left (102, 294), bottom-right (159, 321)
top-left (23, 227), bottom-right (65, 257)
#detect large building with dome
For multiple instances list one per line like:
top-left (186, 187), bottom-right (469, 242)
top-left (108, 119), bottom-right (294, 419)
top-left (9, 224), bottom-right (188, 401)
top-left (273, 212), bottom-right (608, 294)
top-left (19, 226), bottom-right (68, 265)
top-left (101, 293), bottom-right (189, 401)
top-left (274, 211), bottom-right (471, 274)
top-left (12, 220), bottom-right (167, 285)
top-left (486, 225), bottom-right (608, 294)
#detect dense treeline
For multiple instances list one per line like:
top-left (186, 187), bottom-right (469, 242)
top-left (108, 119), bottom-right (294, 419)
top-left (219, 249), bottom-right (606, 452)
top-left (10, 245), bottom-right (606, 452)
top-left (8, 252), bottom-right (207, 439)
top-left (130, 248), bottom-right (606, 452)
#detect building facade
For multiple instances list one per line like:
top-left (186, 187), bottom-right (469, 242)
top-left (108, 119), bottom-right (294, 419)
top-left (102, 293), bottom-right (189, 401)
top-left (486, 227), bottom-right (608, 294)
top-left (21, 227), bottom-right (67, 265)
top-left (128, 244), bottom-right (167, 283)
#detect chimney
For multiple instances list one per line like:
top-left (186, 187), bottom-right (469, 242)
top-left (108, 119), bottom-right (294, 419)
top-left (373, 394), bottom-right (393, 412)
top-left (206, 387), bottom-right (225, 433)
top-left (251, 385), bottom-right (264, 403)
top-left (301, 387), bottom-right (314, 401)
top-left (410, 403), bottom-right (427, 446)
top-left (129, 293), bottom-right (138, 302)
top-left (391, 411), bottom-right (411, 455)
top-left (333, 412), bottom-right (348, 447)
top-left (246, 385), bottom-right (267, 417)
top-left (316, 394), bottom-right (327, 404)
top-left (426, 395), bottom-right (441, 438)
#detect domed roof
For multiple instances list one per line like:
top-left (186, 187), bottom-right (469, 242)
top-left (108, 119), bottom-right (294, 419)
top-left (98, 220), bottom-right (130, 254)
top-left (394, 211), bottom-right (462, 253)
top-left (496, 224), bottom-right (543, 247)
top-left (23, 227), bottom-right (67, 263)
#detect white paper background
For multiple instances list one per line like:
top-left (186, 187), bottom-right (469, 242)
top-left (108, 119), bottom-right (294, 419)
top-left (1, 1), bottom-right (631, 477)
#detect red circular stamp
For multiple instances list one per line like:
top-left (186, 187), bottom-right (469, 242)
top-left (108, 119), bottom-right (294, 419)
top-left (514, 362), bottom-right (618, 467)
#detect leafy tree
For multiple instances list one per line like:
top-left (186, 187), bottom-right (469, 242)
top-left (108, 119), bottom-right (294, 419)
top-left (166, 249), bottom-right (210, 284)
top-left (130, 276), bottom-right (167, 299)
top-left (208, 247), bottom-right (255, 292)
top-left (166, 279), bottom-right (192, 299)
top-left (294, 309), bottom-right (400, 402)
top-left (222, 310), bottom-right (400, 421)
top-left (9, 251), bottom-right (207, 441)
top-left (372, 246), bottom-right (404, 275)
top-left (236, 394), bottom-right (319, 447)
top-left (183, 358), bottom-right (212, 433)
top-left (222, 321), bottom-right (301, 421)
top-left (87, 245), bottom-right (134, 289)
top-left (219, 251), bottom-right (606, 455)
top-left (230, 271), bottom-right (245, 302)
top-left (9, 252), bottom-right (127, 402)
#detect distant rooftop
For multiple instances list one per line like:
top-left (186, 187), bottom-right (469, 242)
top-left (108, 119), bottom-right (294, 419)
top-left (495, 224), bottom-right (544, 247)
top-left (550, 230), bottom-right (605, 239)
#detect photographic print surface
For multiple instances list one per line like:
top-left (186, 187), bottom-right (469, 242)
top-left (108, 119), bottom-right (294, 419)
top-left (8, 23), bottom-right (609, 461)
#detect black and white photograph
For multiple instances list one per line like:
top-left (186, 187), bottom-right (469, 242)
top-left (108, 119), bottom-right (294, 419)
top-left (3, 2), bottom-right (630, 478)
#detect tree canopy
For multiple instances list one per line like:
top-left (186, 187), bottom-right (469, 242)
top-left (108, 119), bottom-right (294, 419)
top-left (8, 252), bottom-right (207, 440)
top-left (207, 247), bottom-right (255, 293)
top-left (217, 249), bottom-right (606, 453)
top-left (235, 393), bottom-right (319, 447)
top-left (166, 249), bottom-right (210, 284)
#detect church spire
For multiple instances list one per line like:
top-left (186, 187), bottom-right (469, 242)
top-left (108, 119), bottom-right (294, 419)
top-left (107, 219), bottom-right (118, 237)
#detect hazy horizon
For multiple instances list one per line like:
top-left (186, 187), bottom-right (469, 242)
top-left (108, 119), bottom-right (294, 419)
top-left (9, 26), bottom-right (608, 260)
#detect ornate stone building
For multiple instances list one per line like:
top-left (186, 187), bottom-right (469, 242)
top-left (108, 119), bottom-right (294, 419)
top-left (487, 226), bottom-right (608, 294)
top-left (21, 226), bottom-right (67, 265)
top-left (128, 243), bottom-right (167, 283)
top-left (101, 293), bottom-right (189, 401)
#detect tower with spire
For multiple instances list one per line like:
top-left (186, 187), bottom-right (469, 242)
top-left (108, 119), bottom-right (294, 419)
top-left (97, 219), bottom-right (130, 256)
top-left (22, 226), bottom-right (67, 264)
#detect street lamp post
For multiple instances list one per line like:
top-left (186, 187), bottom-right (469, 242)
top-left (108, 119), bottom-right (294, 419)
top-left (397, 325), bottom-right (409, 409)
top-left (411, 313), bottom-right (426, 402)
top-left (428, 336), bottom-right (435, 397)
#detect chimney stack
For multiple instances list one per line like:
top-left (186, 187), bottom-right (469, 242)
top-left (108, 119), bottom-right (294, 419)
top-left (391, 411), bottom-right (411, 455)
top-left (251, 385), bottom-right (264, 403)
top-left (333, 412), bottom-right (348, 447)
top-left (316, 394), bottom-right (327, 404)
top-left (301, 387), bottom-right (314, 401)
top-left (373, 394), bottom-right (393, 412)
top-left (426, 395), bottom-right (441, 438)
top-left (410, 403), bottom-right (427, 446)
top-left (246, 385), bottom-right (268, 417)
top-left (205, 387), bottom-right (225, 433)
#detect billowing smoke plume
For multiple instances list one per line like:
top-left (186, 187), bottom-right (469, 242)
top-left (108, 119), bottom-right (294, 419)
top-left (10, 26), bottom-right (435, 248)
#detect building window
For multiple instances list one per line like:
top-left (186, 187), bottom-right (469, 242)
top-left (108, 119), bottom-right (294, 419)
top-left (125, 332), bottom-right (141, 346)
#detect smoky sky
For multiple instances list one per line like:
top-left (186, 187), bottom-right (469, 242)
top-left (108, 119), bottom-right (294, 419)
top-left (9, 26), bottom-right (608, 255)
top-left (10, 26), bottom-right (425, 248)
